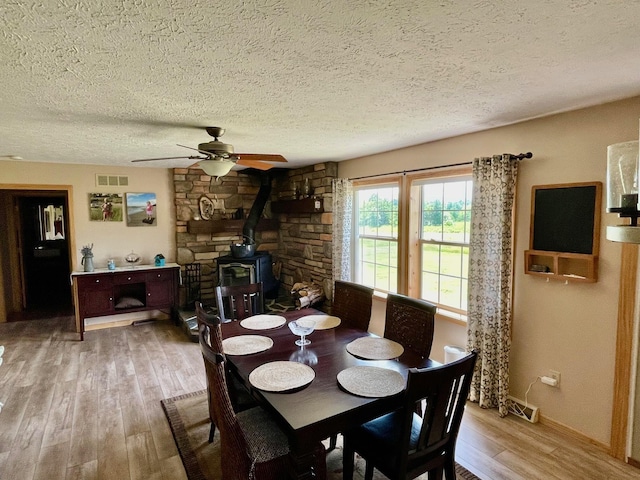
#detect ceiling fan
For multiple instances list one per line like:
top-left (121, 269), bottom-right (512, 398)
top-left (131, 127), bottom-right (287, 177)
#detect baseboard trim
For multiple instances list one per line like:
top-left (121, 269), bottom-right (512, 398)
top-left (539, 414), bottom-right (609, 452)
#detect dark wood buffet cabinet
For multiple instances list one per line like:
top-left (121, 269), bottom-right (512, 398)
top-left (71, 263), bottom-right (180, 340)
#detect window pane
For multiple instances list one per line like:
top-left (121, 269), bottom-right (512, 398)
top-left (442, 211), bottom-right (466, 243)
top-left (355, 185), bottom-right (399, 293)
top-left (462, 246), bottom-right (469, 279)
top-left (375, 264), bottom-right (390, 291)
top-left (440, 245), bottom-right (462, 277)
top-left (421, 272), bottom-right (439, 303)
top-left (361, 238), bottom-right (376, 263)
top-left (422, 244), bottom-right (439, 273)
top-left (443, 181), bottom-right (467, 208)
top-left (440, 276), bottom-right (462, 310)
top-left (362, 262), bottom-right (375, 288)
top-left (389, 266), bottom-right (398, 292)
top-left (418, 177), bottom-right (472, 312)
top-left (375, 239), bottom-right (390, 265)
top-left (422, 183), bottom-right (443, 242)
top-left (390, 211), bottom-right (398, 237)
top-left (464, 211), bottom-right (472, 243)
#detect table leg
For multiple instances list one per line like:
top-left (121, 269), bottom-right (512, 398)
top-left (287, 447), bottom-right (325, 479)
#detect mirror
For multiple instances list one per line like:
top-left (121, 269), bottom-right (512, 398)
top-left (40, 204), bottom-right (65, 240)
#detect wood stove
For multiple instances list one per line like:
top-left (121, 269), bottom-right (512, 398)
top-left (216, 252), bottom-right (279, 299)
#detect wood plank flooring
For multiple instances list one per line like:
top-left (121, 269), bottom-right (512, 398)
top-left (1, 315), bottom-right (639, 480)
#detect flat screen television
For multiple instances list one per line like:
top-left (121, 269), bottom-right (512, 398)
top-left (530, 182), bottom-right (602, 255)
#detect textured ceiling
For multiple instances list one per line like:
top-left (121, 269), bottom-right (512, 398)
top-left (1, 0), bottom-right (640, 171)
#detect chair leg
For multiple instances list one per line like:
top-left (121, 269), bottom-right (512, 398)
top-left (208, 422), bottom-right (216, 443)
top-left (364, 462), bottom-right (374, 480)
top-left (328, 433), bottom-right (338, 451)
top-left (428, 468), bottom-right (444, 480)
top-left (443, 456), bottom-right (456, 479)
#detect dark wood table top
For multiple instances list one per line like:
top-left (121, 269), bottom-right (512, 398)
top-left (221, 308), bottom-right (436, 453)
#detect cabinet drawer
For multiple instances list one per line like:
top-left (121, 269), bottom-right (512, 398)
top-left (112, 271), bottom-right (147, 285)
top-left (76, 275), bottom-right (112, 290)
top-left (146, 270), bottom-right (174, 283)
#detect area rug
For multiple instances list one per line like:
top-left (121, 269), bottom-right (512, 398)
top-left (161, 390), bottom-right (481, 480)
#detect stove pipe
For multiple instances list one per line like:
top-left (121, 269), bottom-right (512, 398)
top-left (242, 172), bottom-right (273, 244)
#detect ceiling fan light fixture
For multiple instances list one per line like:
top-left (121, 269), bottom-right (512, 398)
top-left (197, 159), bottom-right (235, 178)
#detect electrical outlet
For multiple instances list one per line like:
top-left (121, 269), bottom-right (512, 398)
top-left (549, 370), bottom-right (561, 387)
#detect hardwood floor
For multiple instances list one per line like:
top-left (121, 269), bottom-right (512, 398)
top-left (1, 316), bottom-right (639, 480)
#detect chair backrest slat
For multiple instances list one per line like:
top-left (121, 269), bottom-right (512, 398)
top-left (404, 351), bottom-right (477, 472)
top-left (215, 282), bottom-right (264, 322)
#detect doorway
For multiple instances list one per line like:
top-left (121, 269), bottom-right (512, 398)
top-left (0, 188), bottom-right (74, 319)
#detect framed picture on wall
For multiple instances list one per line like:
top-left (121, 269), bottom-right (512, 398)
top-left (125, 192), bottom-right (157, 226)
top-left (89, 193), bottom-right (123, 222)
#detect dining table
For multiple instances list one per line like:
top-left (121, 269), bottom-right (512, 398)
top-left (220, 307), bottom-right (436, 480)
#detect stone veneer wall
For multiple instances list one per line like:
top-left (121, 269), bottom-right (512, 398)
top-left (173, 162), bottom-right (337, 305)
top-left (272, 162), bottom-right (337, 297)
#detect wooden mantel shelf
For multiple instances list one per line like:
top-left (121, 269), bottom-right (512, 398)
top-left (271, 197), bottom-right (324, 214)
top-left (187, 218), bottom-right (279, 234)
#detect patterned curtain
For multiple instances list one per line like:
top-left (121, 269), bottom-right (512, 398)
top-left (332, 178), bottom-right (353, 283)
top-left (467, 154), bottom-right (519, 416)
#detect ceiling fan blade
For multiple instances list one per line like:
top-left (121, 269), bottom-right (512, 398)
top-left (131, 155), bottom-right (205, 162)
top-left (236, 159), bottom-right (274, 170)
top-left (235, 153), bottom-right (287, 163)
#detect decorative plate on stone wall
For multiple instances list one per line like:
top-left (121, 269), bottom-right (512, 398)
top-left (199, 195), bottom-right (213, 220)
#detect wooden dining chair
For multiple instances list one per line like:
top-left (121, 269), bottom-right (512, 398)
top-left (198, 315), bottom-right (327, 480)
top-left (342, 351), bottom-right (478, 480)
top-left (215, 282), bottom-right (264, 322)
top-left (196, 302), bottom-right (256, 442)
top-left (384, 293), bottom-right (436, 359)
top-left (326, 280), bottom-right (374, 450)
top-left (332, 280), bottom-right (373, 331)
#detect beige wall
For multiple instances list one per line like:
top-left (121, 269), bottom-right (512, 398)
top-left (2, 96), bottom-right (638, 444)
top-left (0, 161), bottom-right (176, 321)
top-left (338, 96), bottom-right (640, 446)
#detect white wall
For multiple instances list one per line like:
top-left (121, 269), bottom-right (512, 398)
top-left (338, 96), bottom-right (640, 445)
top-left (1, 161), bottom-right (176, 270)
top-left (1, 161), bottom-right (176, 324)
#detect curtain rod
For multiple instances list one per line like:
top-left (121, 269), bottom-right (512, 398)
top-left (349, 152), bottom-right (533, 181)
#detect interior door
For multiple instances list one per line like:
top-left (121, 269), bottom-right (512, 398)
top-left (18, 196), bottom-right (72, 310)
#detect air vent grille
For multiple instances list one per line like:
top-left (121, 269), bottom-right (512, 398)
top-left (96, 174), bottom-right (129, 187)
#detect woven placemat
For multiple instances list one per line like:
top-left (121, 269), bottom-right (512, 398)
top-left (240, 314), bottom-right (286, 330)
top-left (297, 314), bottom-right (341, 330)
top-left (337, 366), bottom-right (405, 398)
top-left (249, 361), bottom-right (315, 392)
top-left (346, 337), bottom-right (404, 360)
top-left (222, 335), bottom-right (273, 355)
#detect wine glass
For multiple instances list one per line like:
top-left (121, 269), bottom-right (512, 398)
top-left (288, 320), bottom-right (315, 347)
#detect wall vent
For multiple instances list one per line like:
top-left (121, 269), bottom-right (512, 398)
top-left (96, 174), bottom-right (129, 187)
top-left (507, 395), bottom-right (539, 423)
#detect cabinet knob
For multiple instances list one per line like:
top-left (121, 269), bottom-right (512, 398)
top-left (147, 293), bottom-right (151, 296)
top-left (157, 274), bottom-right (161, 278)
top-left (95, 279), bottom-right (100, 283)
top-left (127, 277), bottom-right (131, 281)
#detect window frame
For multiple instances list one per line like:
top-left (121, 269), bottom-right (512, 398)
top-left (353, 165), bottom-right (472, 322)
top-left (353, 177), bottom-right (402, 294)
top-left (410, 173), bottom-right (472, 318)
